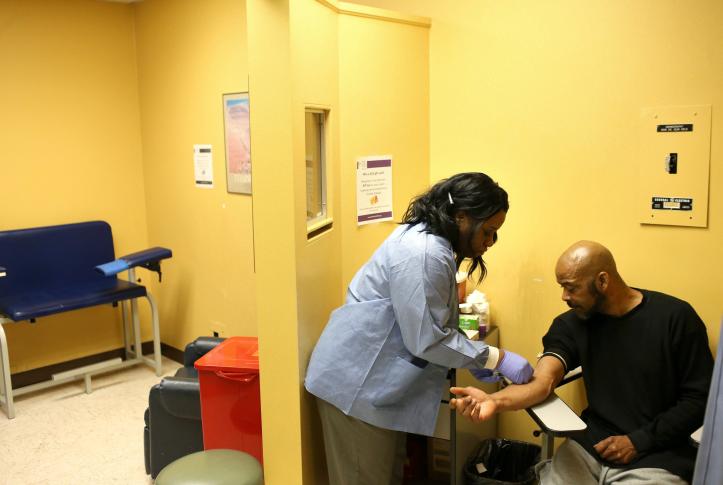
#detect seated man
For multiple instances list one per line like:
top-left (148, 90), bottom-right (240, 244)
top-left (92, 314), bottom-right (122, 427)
top-left (451, 241), bottom-right (713, 484)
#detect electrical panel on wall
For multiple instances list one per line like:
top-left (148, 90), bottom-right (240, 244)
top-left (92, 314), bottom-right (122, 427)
top-left (639, 105), bottom-right (711, 227)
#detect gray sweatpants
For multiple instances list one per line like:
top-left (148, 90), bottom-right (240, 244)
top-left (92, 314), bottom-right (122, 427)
top-left (316, 397), bottom-right (407, 485)
top-left (536, 439), bottom-right (688, 485)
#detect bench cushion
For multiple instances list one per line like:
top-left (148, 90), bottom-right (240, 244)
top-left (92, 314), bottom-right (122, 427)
top-left (0, 278), bottom-right (146, 321)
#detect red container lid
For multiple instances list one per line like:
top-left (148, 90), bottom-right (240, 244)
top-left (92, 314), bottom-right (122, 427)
top-left (195, 336), bottom-right (259, 373)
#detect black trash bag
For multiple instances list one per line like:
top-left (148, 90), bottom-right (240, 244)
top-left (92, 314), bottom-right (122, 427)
top-left (463, 438), bottom-right (541, 485)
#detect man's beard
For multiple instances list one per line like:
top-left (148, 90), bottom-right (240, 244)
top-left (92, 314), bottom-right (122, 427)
top-left (573, 283), bottom-right (605, 320)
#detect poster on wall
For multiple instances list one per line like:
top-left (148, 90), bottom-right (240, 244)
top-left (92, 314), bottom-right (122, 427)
top-left (356, 155), bottom-right (393, 225)
top-left (222, 92), bottom-right (252, 194)
top-left (194, 144), bottom-right (214, 188)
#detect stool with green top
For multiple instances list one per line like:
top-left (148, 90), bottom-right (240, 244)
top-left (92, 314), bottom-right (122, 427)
top-left (155, 449), bottom-right (263, 485)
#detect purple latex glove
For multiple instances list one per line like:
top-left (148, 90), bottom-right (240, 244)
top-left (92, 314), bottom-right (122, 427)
top-left (497, 351), bottom-right (534, 384)
top-left (470, 368), bottom-right (501, 383)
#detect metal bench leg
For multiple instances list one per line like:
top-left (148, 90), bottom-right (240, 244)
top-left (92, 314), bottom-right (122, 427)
top-left (126, 268), bottom-right (144, 368)
top-left (127, 294), bottom-right (162, 376)
top-left (123, 268), bottom-right (162, 376)
top-left (0, 321), bottom-right (16, 419)
top-left (131, 298), bottom-right (143, 362)
top-left (144, 292), bottom-right (162, 376)
top-left (121, 300), bottom-right (133, 359)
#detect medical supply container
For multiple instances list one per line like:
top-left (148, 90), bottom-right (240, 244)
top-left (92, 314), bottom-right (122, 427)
top-left (459, 313), bottom-right (480, 331)
top-left (195, 336), bottom-right (263, 464)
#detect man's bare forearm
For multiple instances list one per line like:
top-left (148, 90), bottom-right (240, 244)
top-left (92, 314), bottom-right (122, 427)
top-left (488, 376), bottom-right (555, 411)
top-left (490, 356), bottom-right (564, 411)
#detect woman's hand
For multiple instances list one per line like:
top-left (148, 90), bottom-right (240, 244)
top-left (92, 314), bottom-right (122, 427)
top-left (449, 386), bottom-right (498, 423)
top-left (470, 368), bottom-right (500, 382)
top-left (497, 350), bottom-right (534, 384)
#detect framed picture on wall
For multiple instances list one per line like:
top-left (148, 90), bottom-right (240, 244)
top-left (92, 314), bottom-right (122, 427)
top-left (222, 92), bottom-right (252, 194)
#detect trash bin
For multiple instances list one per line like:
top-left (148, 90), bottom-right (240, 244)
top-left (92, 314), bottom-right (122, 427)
top-left (195, 336), bottom-right (263, 464)
top-left (463, 438), bottom-right (541, 485)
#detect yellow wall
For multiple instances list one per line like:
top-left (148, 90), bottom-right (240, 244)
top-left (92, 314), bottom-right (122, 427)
top-left (338, 4), bottom-right (431, 288)
top-left (0, 0), bottom-right (148, 372)
top-left (348, 0), bottom-right (723, 444)
top-left (290, 2), bottom-right (341, 483)
top-left (134, 0), bottom-right (255, 350)
top-left (246, 0), bottom-right (304, 482)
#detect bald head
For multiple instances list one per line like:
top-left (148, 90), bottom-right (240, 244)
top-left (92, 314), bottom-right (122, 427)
top-left (555, 241), bottom-right (633, 319)
top-left (556, 240), bottom-right (618, 281)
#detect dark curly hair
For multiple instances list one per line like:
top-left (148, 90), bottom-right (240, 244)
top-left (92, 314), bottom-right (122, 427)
top-left (401, 172), bottom-right (509, 281)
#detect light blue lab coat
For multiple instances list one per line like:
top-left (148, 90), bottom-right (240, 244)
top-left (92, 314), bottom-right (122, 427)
top-left (692, 319), bottom-right (723, 485)
top-left (304, 224), bottom-right (496, 436)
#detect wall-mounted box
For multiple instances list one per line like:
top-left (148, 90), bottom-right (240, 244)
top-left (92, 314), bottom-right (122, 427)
top-left (639, 105), bottom-right (711, 227)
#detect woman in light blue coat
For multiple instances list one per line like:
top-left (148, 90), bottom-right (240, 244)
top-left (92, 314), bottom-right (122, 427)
top-left (305, 172), bottom-right (534, 485)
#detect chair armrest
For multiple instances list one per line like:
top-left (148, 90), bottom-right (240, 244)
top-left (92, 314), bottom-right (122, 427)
top-left (559, 366), bottom-right (583, 386)
top-left (526, 392), bottom-right (587, 436)
top-left (0, 266), bottom-right (6, 278)
top-left (184, 336), bottom-right (225, 367)
top-left (95, 246), bottom-right (172, 279)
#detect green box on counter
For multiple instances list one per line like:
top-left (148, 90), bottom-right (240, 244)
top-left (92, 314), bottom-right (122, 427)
top-left (458, 313), bottom-right (480, 331)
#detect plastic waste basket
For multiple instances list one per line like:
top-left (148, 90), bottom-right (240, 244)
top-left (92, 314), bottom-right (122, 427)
top-left (463, 438), bottom-right (540, 485)
top-left (195, 336), bottom-right (263, 464)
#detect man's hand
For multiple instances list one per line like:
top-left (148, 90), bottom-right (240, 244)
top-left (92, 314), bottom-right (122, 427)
top-left (593, 435), bottom-right (637, 465)
top-left (449, 386), bottom-right (498, 423)
top-left (449, 357), bottom-right (565, 424)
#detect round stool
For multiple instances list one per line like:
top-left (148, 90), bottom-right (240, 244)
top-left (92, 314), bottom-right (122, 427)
top-left (155, 449), bottom-right (263, 485)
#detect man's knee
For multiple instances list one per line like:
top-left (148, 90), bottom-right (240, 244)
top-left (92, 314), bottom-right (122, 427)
top-left (538, 440), bottom-right (599, 485)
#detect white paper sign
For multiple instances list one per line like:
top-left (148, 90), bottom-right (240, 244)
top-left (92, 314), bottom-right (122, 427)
top-left (356, 156), bottom-right (393, 225)
top-left (194, 144), bottom-right (214, 188)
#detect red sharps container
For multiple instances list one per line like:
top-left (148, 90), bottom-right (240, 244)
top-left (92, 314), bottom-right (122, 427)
top-left (195, 336), bottom-right (263, 464)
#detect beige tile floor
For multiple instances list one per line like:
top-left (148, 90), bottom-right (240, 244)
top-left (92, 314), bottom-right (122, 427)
top-left (0, 357), bottom-right (178, 485)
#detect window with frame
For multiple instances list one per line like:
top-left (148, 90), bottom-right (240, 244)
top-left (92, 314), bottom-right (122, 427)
top-left (305, 109), bottom-right (331, 236)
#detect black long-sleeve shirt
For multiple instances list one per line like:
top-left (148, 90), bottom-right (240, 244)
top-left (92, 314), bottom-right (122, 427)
top-left (542, 289), bottom-right (714, 481)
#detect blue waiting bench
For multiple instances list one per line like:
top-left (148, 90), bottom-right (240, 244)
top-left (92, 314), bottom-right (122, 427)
top-left (0, 221), bottom-right (172, 419)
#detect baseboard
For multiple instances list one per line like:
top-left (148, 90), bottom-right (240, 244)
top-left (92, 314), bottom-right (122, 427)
top-left (159, 341), bottom-right (184, 364)
top-left (10, 341), bottom-right (184, 390)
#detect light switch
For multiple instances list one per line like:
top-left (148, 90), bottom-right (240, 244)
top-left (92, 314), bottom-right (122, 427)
top-left (665, 153), bottom-right (678, 174)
